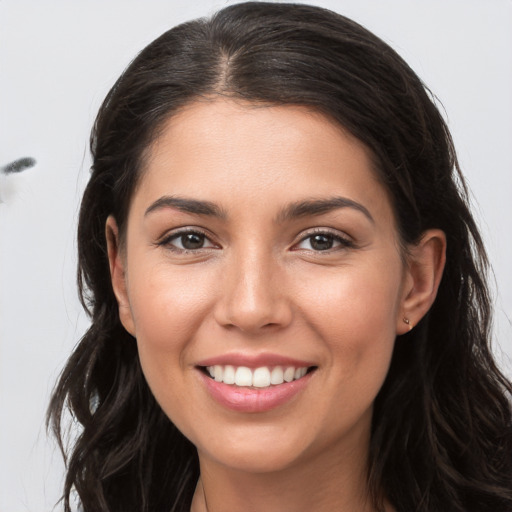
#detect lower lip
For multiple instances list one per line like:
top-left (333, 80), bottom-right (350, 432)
top-left (198, 370), bottom-right (313, 413)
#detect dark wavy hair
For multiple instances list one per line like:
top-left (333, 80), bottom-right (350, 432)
top-left (47, 2), bottom-right (512, 511)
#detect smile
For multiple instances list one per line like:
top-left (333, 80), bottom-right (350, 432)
top-left (198, 362), bottom-right (317, 413)
top-left (205, 365), bottom-right (310, 388)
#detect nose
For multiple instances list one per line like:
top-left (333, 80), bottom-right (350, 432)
top-left (213, 245), bottom-right (293, 334)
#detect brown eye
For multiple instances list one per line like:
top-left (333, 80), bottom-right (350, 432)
top-left (295, 231), bottom-right (354, 252)
top-left (309, 234), bottom-right (334, 251)
top-left (162, 230), bottom-right (216, 251)
top-left (180, 232), bottom-right (206, 249)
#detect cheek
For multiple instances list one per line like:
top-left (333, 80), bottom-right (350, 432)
top-left (126, 264), bottom-right (221, 433)
top-left (126, 261), bottom-right (218, 381)
top-left (298, 260), bottom-right (402, 379)
top-left (300, 257), bottom-right (402, 329)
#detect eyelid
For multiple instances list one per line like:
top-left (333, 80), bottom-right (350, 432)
top-left (157, 226), bottom-right (219, 251)
top-left (292, 227), bottom-right (355, 251)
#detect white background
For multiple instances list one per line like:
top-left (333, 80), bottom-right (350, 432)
top-left (1, 1), bottom-right (511, 510)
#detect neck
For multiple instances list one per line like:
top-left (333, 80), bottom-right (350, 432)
top-left (190, 430), bottom-right (387, 512)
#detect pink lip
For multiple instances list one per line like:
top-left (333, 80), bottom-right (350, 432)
top-left (197, 368), bottom-right (315, 413)
top-left (196, 352), bottom-right (315, 369)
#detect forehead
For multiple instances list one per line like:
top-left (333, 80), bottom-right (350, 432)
top-left (132, 99), bottom-right (394, 226)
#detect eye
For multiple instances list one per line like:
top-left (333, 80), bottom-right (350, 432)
top-left (295, 231), bottom-right (353, 252)
top-left (161, 230), bottom-right (217, 251)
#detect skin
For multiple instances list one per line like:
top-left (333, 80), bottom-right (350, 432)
top-left (107, 99), bottom-right (446, 512)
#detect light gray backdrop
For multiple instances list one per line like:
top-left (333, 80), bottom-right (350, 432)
top-left (1, 1), bottom-right (511, 510)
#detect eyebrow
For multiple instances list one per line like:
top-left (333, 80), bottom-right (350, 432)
top-left (144, 194), bottom-right (374, 224)
top-left (145, 196), bottom-right (226, 218)
top-left (275, 197), bottom-right (374, 224)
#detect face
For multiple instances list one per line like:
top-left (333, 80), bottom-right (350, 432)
top-left (109, 99), bottom-right (415, 475)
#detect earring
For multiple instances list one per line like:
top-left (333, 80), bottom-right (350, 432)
top-left (403, 317), bottom-right (413, 331)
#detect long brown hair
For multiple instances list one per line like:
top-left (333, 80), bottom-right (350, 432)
top-left (48, 3), bottom-right (512, 511)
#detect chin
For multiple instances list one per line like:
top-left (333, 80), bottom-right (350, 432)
top-left (209, 448), bottom-right (302, 475)
top-left (196, 428), bottom-right (310, 474)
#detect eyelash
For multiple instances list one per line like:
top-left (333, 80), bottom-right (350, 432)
top-left (293, 229), bottom-right (355, 253)
top-left (157, 228), bottom-right (218, 253)
top-left (158, 227), bottom-right (354, 254)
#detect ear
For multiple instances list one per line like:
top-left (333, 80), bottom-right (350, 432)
top-left (397, 229), bottom-right (446, 335)
top-left (105, 215), bottom-right (136, 336)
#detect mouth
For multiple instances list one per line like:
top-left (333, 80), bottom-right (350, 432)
top-left (201, 364), bottom-right (317, 389)
top-left (195, 354), bottom-right (318, 412)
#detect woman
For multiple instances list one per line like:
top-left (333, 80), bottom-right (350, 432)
top-left (47, 2), bottom-right (512, 511)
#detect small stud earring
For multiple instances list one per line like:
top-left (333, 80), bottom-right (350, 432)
top-left (403, 317), bottom-right (413, 331)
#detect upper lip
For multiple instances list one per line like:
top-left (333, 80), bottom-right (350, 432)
top-left (195, 352), bottom-right (316, 369)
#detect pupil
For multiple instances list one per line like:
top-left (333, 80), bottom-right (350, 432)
top-left (311, 234), bottom-right (333, 251)
top-left (181, 233), bottom-right (204, 249)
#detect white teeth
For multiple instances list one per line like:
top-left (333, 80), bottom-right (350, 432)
top-left (235, 366), bottom-right (253, 386)
top-left (205, 364), bottom-right (311, 388)
top-left (223, 365), bottom-right (235, 385)
top-left (270, 366), bottom-right (284, 385)
top-left (253, 367), bottom-right (271, 388)
top-left (284, 366), bottom-right (295, 383)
